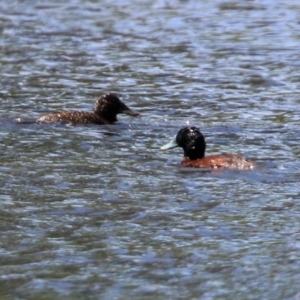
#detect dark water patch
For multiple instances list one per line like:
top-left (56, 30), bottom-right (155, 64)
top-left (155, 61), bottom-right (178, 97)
top-left (219, 2), bottom-right (267, 11)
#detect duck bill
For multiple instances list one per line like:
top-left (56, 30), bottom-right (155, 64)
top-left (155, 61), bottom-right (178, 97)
top-left (160, 137), bottom-right (179, 150)
top-left (119, 102), bottom-right (139, 116)
top-left (122, 109), bottom-right (139, 116)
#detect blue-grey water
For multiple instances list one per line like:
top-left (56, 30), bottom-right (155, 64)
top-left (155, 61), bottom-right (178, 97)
top-left (1, 0), bottom-right (300, 299)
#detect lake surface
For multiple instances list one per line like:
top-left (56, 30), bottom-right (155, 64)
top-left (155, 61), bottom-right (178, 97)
top-left (1, 0), bottom-right (300, 299)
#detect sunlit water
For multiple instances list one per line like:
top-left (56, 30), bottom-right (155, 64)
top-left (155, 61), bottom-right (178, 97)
top-left (1, 0), bottom-right (300, 299)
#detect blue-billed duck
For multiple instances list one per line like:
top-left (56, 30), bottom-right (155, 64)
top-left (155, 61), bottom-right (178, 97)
top-left (161, 126), bottom-right (254, 170)
top-left (36, 93), bottom-right (139, 125)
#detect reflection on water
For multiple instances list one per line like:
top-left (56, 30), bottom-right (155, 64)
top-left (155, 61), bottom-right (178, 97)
top-left (1, 0), bottom-right (300, 299)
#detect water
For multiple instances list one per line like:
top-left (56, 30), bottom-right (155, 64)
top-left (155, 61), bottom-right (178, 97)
top-left (1, 0), bottom-right (300, 299)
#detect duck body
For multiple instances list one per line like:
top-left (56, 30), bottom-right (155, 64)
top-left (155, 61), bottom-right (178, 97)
top-left (161, 126), bottom-right (254, 170)
top-left (181, 153), bottom-right (254, 170)
top-left (36, 93), bottom-right (139, 125)
top-left (36, 111), bottom-right (110, 125)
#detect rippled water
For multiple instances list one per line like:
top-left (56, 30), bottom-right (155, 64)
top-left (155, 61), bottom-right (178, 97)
top-left (1, 0), bottom-right (300, 299)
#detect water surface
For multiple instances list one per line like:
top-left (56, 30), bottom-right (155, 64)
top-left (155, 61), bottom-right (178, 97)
top-left (1, 0), bottom-right (300, 299)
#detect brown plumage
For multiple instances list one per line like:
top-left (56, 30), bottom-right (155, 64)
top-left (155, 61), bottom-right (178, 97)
top-left (36, 93), bottom-right (139, 125)
top-left (181, 154), bottom-right (254, 170)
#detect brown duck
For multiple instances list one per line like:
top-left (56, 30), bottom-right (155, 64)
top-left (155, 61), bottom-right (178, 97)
top-left (36, 93), bottom-right (139, 125)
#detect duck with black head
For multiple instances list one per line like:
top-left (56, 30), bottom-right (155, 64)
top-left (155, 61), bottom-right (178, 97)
top-left (36, 93), bottom-right (139, 125)
top-left (161, 126), bottom-right (254, 170)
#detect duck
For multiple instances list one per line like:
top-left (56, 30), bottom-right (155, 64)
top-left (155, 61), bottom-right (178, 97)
top-left (161, 126), bottom-right (254, 170)
top-left (36, 93), bottom-right (139, 125)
